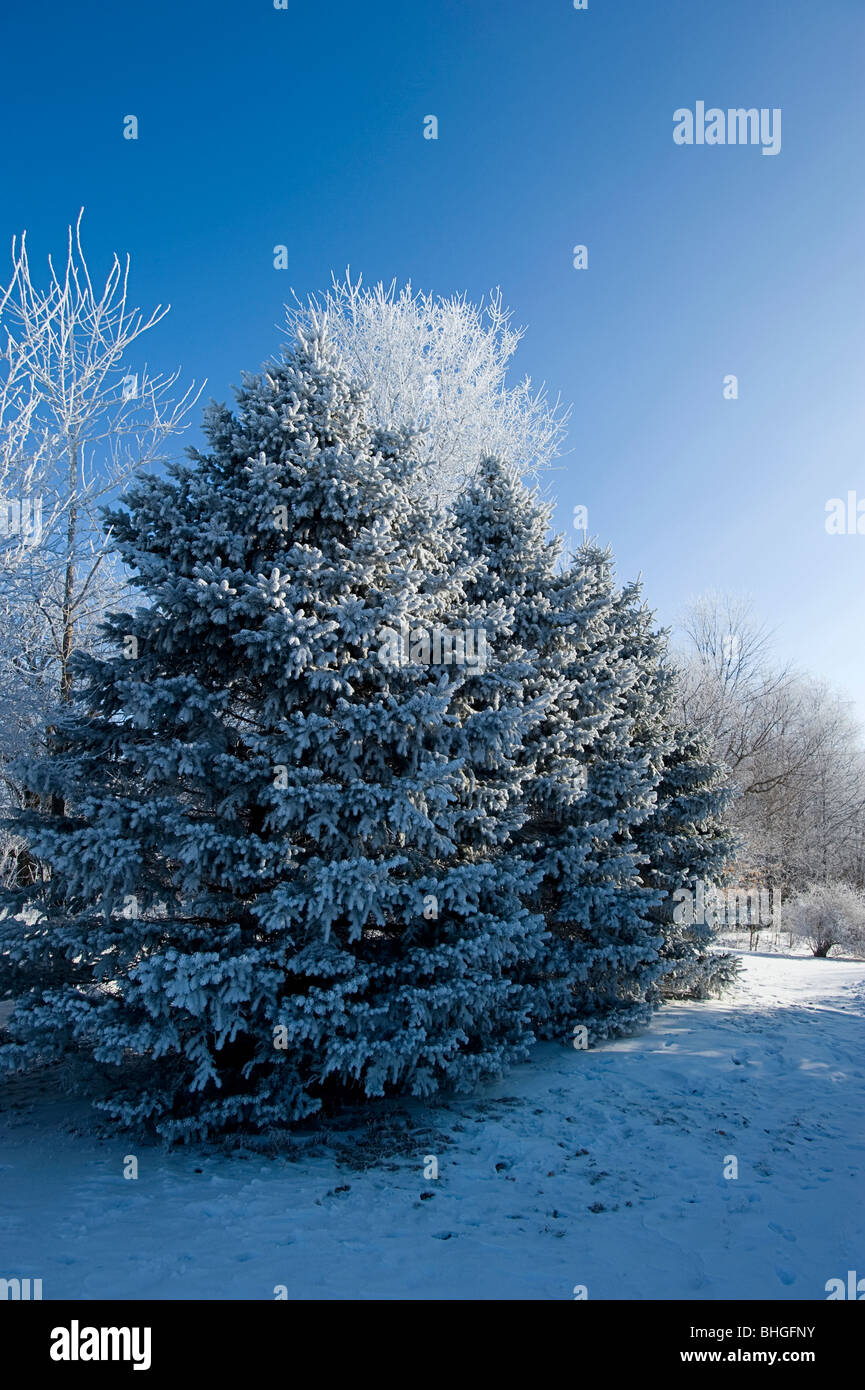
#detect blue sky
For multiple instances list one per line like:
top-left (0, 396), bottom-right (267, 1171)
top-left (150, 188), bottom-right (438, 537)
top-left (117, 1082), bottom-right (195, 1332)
top-left (2, 0), bottom-right (863, 710)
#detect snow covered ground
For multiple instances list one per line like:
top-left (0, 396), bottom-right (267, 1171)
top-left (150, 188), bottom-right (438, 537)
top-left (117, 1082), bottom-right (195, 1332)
top-left (1, 950), bottom-right (863, 1301)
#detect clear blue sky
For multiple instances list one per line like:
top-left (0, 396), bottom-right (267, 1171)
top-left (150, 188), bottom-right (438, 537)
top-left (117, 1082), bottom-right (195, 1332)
top-left (2, 1), bottom-right (863, 710)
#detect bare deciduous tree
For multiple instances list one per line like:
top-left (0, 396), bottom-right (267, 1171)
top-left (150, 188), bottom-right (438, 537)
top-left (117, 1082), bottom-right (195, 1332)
top-left (0, 212), bottom-right (201, 811)
top-left (285, 274), bottom-right (569, 503)
top-left (674, 591), bottom-right (865, 893)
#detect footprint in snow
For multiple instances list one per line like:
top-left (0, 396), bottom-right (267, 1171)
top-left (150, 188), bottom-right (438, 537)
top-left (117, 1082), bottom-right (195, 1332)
top-left (768, 1221), bottom-right (797, 1243)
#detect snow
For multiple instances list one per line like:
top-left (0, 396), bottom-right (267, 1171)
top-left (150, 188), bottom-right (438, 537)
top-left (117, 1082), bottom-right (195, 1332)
top-left (2, 950), bottom-right (863, 1300)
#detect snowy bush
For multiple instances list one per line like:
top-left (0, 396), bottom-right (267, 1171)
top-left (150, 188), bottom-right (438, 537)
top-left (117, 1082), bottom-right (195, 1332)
top-left (787, 881), bottom-right (865, 958)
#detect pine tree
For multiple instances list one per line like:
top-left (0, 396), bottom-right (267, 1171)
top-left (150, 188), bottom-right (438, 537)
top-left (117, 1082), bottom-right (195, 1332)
top-left (453, 460), bottom-right (664, 1043)
top-left (0, 331), bottom-right (546, 1140)
top-left (574, 563), bottom-right (738, 1012)
top-left (538, 548), bottom-right (667, 1039)
top-left (638, 724), bottom-right (740, 999)
top-left (596, 572), bottom-right (738, 1000)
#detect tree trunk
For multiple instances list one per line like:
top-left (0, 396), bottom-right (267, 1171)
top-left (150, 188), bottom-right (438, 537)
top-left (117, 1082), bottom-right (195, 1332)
top-left (50, 437), bottom-right (78, 818)
top-left (59, 439), bottom-right (78, 706)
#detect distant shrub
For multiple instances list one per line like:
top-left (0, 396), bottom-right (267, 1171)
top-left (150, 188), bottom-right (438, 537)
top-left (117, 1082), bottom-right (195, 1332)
top-left (787, 881), bottom-right (865, 958)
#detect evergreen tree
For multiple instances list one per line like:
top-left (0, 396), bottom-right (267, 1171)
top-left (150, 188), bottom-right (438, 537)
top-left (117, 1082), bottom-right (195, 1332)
top-left (539, 547), bottom-right (667, 1039)
top-left (595, 572), bottom-right (738, 1000)
top-left (454, 460), bottom-right (664, 1043)
top-left (574, 560), bottom-right (738, 1010)
top-left (0, 331), bottom-right (546, 1140)
top-left (637, 724), bottom-right (740, 999)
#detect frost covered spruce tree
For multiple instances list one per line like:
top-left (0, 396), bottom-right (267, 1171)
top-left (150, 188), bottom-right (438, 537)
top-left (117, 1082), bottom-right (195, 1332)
top-left (636, 724), bottom-right (739, 999)
top-left (574, 558), bottom-right (737, 1007)
top-left (548, 554), bottom-right (671, 1037)
top-left (590, 570), bottom-right (737, 1001)
top-left (531, 547), bottom-right (674, 1038)
top-left (453, 459), bottom-right (666, 1042)
top-left (0, 328), bottom-right (547, 1140)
